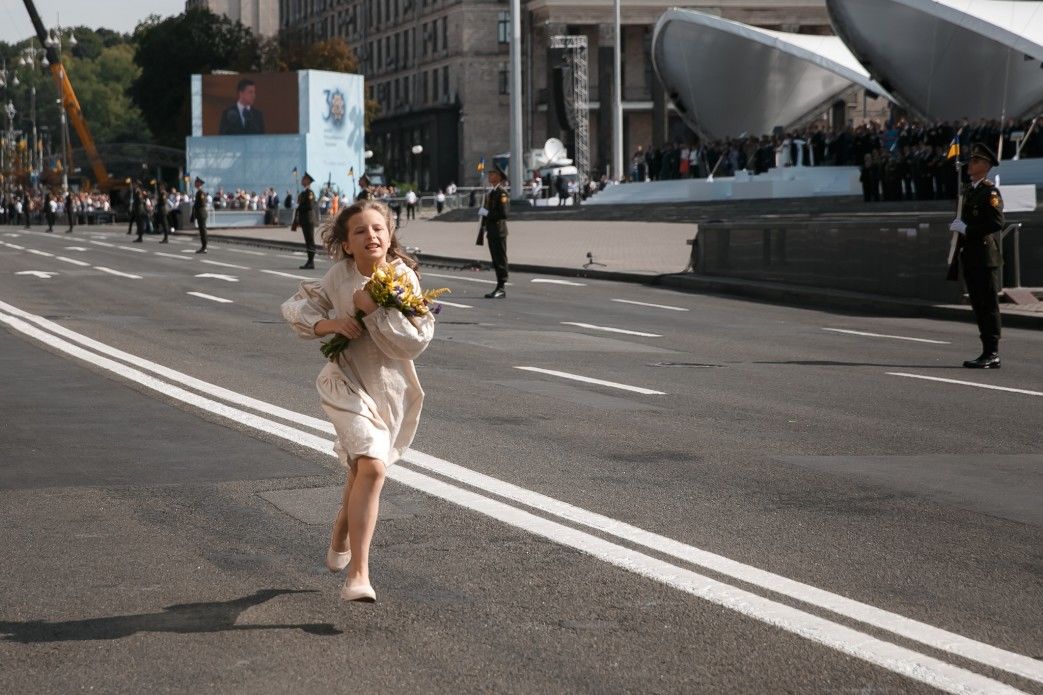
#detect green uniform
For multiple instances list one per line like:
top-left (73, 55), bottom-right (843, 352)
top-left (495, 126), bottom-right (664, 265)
top-left (293, 187), bottom-right (318, 266)
top-left (191, 188), bottom-right (209, 251)
top-left (949, 179), bottom-right (1004, 353)
top-left (482, 183), bottom-right (510, 286)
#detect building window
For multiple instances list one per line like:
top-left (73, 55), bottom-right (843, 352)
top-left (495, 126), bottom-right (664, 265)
top-left (422, 71), bottom-right (428, 103)
top-left (497, 11), bottom-right (509, 44)
top-left (498, 63), bottom-right (508, 95)
top-left (441, 16), bottom-right (448, 52)
top-left (442, 66), bottom-right (449, 99)
top-left (433, 68), bottom-right (439, 101)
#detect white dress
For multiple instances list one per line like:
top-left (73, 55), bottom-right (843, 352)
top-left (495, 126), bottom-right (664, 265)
top-left (281, 259), bottom-right (435, 467)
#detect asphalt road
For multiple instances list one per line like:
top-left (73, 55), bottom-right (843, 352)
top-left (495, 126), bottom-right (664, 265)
top-left (1, 224), bottom-right (1041, 694)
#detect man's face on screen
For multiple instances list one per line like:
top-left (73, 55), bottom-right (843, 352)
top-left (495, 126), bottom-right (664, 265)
top-left (238, 84), bottom-right (257, 107)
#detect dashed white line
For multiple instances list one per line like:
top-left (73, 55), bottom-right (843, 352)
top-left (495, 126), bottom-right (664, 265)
top-left (434, 300), bottom-right (473, 309)
top-left (64, 246), bottom-right (89, 251)
top-left (424, 272), bottom-right (507, 286)
top-left (200, 259), bottom-right (250, 270)
top-left (186, 291), bottom-right (233, 304)
top-left (94, 266), bottom-right (142, 279)
top-left (514, 366), bottom-right (666, 395)
top-left (532, 278), bottom-right (586, 286)
top-left (55, 256), bottom-right (91, 267)
top-left (561, 321), bottom-right (661, 338)
top-left (27, 249), bottom-right (54, 257)
top-left (4, 243), bottom-right (24, 250)
top-left (225, 248), bottom-right (268, 256)
top-left (260, 269), bottom-right (315, 280)
top-left (117, 245), bottom-right (147, 253)
top-left (611, 298), bottom-right (690, 312)
top-left (3, 232), bottom-right (21, 238)
top-left (180, 248), bottom-right (197, 253)
top-left (154, 251), bottom-right (191, 260)
top-left (887, 372), bottom-right (1043, 397)
top-left (89, 240), bottom-right (115, 247)
top-left (823, 328), bottom-right (950, 345)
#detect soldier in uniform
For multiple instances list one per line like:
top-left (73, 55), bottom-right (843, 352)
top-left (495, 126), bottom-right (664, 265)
top-left (291, 172), bottom-right (318, 269)
top-left (478, 165), bottom-right (510, 298)
top-left (155, 184), bottom-right (170, 243)
top-left (189, 176), bottom-right (209, 254)
top-left (126, 181), bottom-right (139, 234)
top-left (947, 143), bottom-right (1004, 368)
top-left (132, 184), bottom-right (149, 242)
top-left (64, 190), bottom-right (75, 233)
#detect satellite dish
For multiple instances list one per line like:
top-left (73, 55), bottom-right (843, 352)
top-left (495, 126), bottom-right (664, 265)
top-left (543, 138), bottom-right (567, 164)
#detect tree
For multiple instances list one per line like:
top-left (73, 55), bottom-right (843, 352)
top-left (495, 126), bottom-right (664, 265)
top-left (130, 8), bottom-right (262, 148)
top-left (65, 44), bottom-right (151, 144)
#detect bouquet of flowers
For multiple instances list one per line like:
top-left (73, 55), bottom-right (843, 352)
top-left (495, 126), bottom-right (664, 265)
top-left (320, 262), bottom-right (450, 360)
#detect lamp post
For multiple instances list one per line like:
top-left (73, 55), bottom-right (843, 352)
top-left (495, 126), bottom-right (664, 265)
top-left (612, 0), bottom-right (624, 182)
top-left (0, 62), bottom-right (19, 177)
top-left (45, 23), bottom-right (76, 193)
top-left (411, 144), bottom-right (423, 189)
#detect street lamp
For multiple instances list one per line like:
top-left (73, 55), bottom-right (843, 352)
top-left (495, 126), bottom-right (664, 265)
top-left (46, 24), bottom-right (75, 193)
top-left (411, 144), bottom-right (423, 189)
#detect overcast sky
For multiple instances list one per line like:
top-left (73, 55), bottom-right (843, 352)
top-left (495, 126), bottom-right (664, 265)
top-left (0, 1), bottom-right (181, 44)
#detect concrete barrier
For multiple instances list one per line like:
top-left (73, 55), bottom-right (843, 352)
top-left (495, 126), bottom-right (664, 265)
top-left (694, 212), bottom-right (1042, 303)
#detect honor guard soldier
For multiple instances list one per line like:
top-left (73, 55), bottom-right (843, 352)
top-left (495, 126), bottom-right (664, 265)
top-left (291, 171), bottom-right (318, 269)
top-left (64, 190), bottom-right (75, 233)
top-left (190, 176), bottom-right (209, 253)
top-left (155, 184), bottom-right (170, 243)
top-left (478, 164), bottom-right (510, 298)
top-left (132, 184), bottom-right (149, 242)
top-left (947, 143), bottom-right (1004, 368)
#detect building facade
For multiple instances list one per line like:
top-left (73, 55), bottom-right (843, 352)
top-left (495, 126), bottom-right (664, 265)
top-left (281, 0), bottom-right (836, 188)
top-left (186, 0), bottom-right (281, 37)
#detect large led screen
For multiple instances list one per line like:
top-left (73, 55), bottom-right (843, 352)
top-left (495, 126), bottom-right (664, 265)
top-left (201, 72), bottom-right (300, 136)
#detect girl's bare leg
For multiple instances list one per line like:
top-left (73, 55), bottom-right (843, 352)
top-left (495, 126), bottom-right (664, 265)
top-left (345, 456), bottom-right (386, 586)
top-left (329, 469), bottom-right (355, 553)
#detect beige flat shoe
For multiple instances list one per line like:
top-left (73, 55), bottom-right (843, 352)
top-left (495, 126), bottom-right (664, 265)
top-left (340, 581), bottom-right (376, 603)
top-left (325, 546), bottom-right (352, 573)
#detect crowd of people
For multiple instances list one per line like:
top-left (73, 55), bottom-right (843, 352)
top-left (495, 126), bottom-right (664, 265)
top-left (1, 188), bottom-right (115, 230)
top-left (630, 117), bottom-right (1041, 201)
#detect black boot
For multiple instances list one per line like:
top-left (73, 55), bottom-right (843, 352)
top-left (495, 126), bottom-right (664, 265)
top-left (484, 285), bottom-right (506, 299)
top-left (299, 252), bottom-right (315, 270)
top-left (963, 347), bottom-right (1000, 369)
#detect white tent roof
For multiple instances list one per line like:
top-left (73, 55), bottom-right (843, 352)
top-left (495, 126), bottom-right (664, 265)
top-left (651, 8), bottom-right (892, 140)
top-left (827, 0), bottom-right (1043, 120)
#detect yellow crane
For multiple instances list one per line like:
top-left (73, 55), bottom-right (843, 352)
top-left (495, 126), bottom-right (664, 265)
top-left (22, 0), bottom-right (112, 190)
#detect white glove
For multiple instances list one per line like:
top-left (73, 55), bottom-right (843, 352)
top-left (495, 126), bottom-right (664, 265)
top-left (949, 219), bottom-right (967, 235)
top-left (478, 206), bottom-right (489, 217)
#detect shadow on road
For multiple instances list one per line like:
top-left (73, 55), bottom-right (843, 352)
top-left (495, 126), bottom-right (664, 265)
top-left (0, 588), bottom-right (341, 643)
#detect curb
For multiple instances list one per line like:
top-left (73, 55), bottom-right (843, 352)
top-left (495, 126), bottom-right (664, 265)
top-left (184, 231), bottom-right (1042, 331)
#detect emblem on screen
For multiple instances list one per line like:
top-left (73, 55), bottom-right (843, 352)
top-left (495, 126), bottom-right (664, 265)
top-left (323, 88), bottom-right (346, 128)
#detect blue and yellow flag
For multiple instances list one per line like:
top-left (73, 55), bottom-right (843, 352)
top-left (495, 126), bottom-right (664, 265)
top-left (946, 134), bottom-right (960, 160)
top-left (348, 166), bottom-right (354, 176)
top-left (477, 157), bottom-right (485, 173)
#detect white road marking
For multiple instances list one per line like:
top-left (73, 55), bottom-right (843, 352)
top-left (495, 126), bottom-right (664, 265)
top-left (14, 270), bottom-right (57, 279)
top-left (823, 328), bottom-right (950, 345)
top-left (225, 247), bottom-right (268, 256)
top-left (117, 245), bottom-right (147, 253)
top-left (561, 321), bottom-right (661, 338)
top-left (435, 300), bottom-right (473, 309)
top-left (186, 291), bottom-right (233, 304)
top-left (515, 366), bottom-right (666, 395)
top-left (200, 259), bottom-right (250, 270)
top-left (0, 302), bottom-right (1035, 695)
top-left (89, 240), bottom-right (115, 247)
top-left (180, 248), bottom-right (197, 253)
top-left (55, 256), bottom-right (91, 267)
top-left (154, 251), bottom-right (191, 260)
top-left (94, 267), bottom-right (142, 279)
top-left (424, 272), bottom-right (507, 286)
top-left (532, 278), bottom-right (586, 286)
top-left (64, 246), bottom-right (89, 251)
top-left (1, 298), bottom-right (1040, 688)
top-left (4, 232), bottom-right (21, 237)
top-left (4, 243), bottom-right (24, 250)
top-left (260, 269), bottom-right (314, 280)
top-left (195, 273), bottom-right (238, 282)
top-left (887, 372), bottom-right (1043, 397)
top-left (611, 298), bottom-right (690, 312)
top-left (27, 249), bottom-right (54, 257)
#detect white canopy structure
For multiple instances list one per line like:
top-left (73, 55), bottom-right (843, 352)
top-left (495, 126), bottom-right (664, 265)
top-left (827, 0), bottom-right (1043, 121)
top-left (651, 9), bottom-right (892, 140)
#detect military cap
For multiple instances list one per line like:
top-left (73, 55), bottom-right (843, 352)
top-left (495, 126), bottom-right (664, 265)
top-left (489, 164), bottom-right (509, 182)
top-left (969, 143), bottom-right (999, 167)
top-left (194, 176), bottom-right (205, 186)
top-left (301, 172), bottom-right (314, 184)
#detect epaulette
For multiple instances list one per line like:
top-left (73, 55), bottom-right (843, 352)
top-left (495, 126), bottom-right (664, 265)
top-left (982, 178), bottom-right (995, 188)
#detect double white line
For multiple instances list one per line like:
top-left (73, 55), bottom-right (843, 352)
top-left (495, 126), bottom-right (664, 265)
top-left (0, 298), bottom-right (1038, 694)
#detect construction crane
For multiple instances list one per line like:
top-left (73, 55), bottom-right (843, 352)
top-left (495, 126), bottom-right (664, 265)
top-left (22, 0), bottom-right (112, 189)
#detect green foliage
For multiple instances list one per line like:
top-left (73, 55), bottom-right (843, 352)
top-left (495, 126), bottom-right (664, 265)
top-left (130, 8), bottom-right (262, 148)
